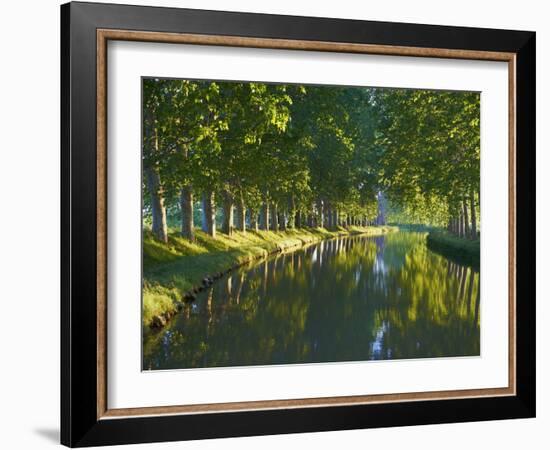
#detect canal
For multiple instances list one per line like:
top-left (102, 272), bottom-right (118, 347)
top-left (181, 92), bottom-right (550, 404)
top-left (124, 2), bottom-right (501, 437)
top-left (143, 232), bottom-right (480, 370)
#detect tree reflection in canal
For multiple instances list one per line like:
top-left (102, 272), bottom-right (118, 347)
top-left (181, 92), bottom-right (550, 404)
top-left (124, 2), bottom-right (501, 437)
top-left (143, 232), bottom-right (480, 370)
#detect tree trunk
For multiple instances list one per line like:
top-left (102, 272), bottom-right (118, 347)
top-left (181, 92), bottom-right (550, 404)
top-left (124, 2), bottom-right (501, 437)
top-left (179, 185), bottom-right (194, 241)
top-left (260, 202), bottom-right (269, 231)
top-left (221, 190), bottom-right (234, 235)
top-left (317, 199), bottom-right (324, 228)
top-left (287, 210), bottom-right (295, 229)
top-left (326, 204), bottom-right (332, 228)
top-left (271, 203), bottom-right (279, 231)
top-left (312, 210), bottom-right (318, 227)
top-left (144, 106), bottom-right (168, 243)
top-left (145, 167), bottom-right (168, 242)
top-left (470, 189), bottom-right (477, 239)
top-left (295, 210), bottom-right (302, 228)
top-left (250, 209), bottom-right (259, 232)
top-left (376, 191), bottom-right (386, 225)
top-left (279, 211), bottom-right (286, 231)
top-left (235, 193), bottom-right (246, 233)
top-left (288, 196), bottom-right (296, 229)
top-left (201, 191), bottom-right (216, 237)
top-left (462, 198), bottom-right (470, 239)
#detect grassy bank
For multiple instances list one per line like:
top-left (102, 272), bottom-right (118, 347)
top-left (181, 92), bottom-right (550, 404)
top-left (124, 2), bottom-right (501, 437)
top-left (143, 225), bottom-right (397, 328)
top-left (426, 231), bottom-right (480, 269)
top-left (390, 223), bottom-right (437, 232)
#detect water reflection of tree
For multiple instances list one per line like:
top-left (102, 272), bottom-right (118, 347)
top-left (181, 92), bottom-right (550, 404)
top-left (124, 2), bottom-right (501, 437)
top-left (143, 233), bottom-right (480, 370)
top-left (143, 252), bottom-right (313, 369)
top-left (369, 244), bottom-right (480, 360)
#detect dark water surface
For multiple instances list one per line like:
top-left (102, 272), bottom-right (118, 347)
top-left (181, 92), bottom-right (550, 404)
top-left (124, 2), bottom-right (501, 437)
top-left (143, 232), bottom-right (480, 370)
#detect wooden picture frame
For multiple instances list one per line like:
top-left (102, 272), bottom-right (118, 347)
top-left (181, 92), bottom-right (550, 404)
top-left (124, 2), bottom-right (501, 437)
top-left (61, 1), bottom-right (535, 446)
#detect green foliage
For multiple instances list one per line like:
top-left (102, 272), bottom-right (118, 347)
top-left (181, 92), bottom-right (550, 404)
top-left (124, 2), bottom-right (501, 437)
top-left (142, 79), bottom-right (479, 232)
top-left (374, 89), bottom-right (480, 225)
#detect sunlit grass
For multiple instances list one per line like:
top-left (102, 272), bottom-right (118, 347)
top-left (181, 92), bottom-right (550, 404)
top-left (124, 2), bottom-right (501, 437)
top-left (143, 285), bottom-right (179, 327)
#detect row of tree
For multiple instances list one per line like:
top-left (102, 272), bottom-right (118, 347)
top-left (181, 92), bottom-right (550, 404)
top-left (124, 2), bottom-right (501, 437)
top-left (143, 78), bottom-right (480, 242)
top-left (376, 89), bottom-right (480, 239)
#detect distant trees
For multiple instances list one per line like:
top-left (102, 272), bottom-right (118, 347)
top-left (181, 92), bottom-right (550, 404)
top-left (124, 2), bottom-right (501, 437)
top-left (374, 89), bottom-right (480, 238)
top-left (142, 79), bottom-right (480, 241)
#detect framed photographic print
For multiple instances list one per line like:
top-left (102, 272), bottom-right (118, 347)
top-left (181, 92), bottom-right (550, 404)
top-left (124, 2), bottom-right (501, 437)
top-left (60, 1), bottom-right (536, 447)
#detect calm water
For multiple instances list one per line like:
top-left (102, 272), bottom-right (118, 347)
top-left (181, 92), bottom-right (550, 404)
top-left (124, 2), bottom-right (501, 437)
top-left (143, 232), bottom-right (480, 370)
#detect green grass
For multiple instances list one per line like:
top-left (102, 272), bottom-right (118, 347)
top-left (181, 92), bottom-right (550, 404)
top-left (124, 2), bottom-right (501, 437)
top-left (143, 225), bottom-right (397, 327)
top-left (143, 285), bottom-right (179, 327)
top-left (390, 223), bottom-right (437, 232)
top-left (426, 231), bottom-right (480, 269)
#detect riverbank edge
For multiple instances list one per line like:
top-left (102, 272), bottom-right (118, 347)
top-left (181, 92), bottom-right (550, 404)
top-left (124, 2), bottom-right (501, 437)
top-left (426, 231), bottom-right (480, 269)
top-left (144, 225), bottom-right (398, 329)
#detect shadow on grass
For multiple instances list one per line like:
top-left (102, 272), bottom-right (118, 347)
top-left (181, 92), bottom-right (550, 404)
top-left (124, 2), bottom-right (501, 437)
top-left (426, 231), bottom-right (480, 270)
